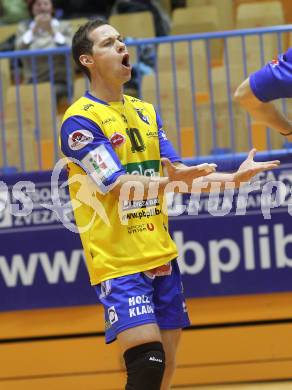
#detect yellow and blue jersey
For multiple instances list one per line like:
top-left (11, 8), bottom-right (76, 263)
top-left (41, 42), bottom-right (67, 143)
top-left (60, 92), bottom-right (180, 285)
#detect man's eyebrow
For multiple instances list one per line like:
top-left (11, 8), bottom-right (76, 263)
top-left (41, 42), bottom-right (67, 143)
top-left (101, 34), bottom-right (122, 43)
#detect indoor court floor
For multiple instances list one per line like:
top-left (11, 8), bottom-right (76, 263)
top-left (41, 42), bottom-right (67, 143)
top-left (176, 382), bottom-right (292, 389)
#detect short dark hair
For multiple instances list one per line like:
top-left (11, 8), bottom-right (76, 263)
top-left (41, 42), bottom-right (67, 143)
top-left (72, 18), bottom-right (107, 81)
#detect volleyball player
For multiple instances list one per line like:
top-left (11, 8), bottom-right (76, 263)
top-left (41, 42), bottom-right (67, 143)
top-left (60, 19), bottom-right (280, 390)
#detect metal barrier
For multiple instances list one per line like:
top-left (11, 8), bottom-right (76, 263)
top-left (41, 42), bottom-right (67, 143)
top-left (0, 24), bottom-right (292, 173)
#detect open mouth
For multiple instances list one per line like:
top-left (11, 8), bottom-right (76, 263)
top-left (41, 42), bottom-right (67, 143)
top-left (122, 53), bottom-right (131, 68)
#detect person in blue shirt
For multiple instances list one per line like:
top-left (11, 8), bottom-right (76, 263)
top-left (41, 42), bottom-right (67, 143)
top-left (234, 48), bottom-right (292, 142)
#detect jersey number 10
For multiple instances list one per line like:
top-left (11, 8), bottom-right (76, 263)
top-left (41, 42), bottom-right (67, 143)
top-left (126, 128), bottom-right (146, 153)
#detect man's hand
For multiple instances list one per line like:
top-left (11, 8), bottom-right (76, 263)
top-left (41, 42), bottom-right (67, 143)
top-left (161, 158), bottom-right (217, 188)
top-left (34, 13), bottom-right (53, 33)
top-left (233, 148), bottom-right (280, 185)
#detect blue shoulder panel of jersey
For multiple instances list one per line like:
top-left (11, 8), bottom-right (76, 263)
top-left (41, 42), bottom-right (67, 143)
top-left (155, 110), bottom-right (181, 162)
top-left (60, 115), bottom-right (126, 193)
top-left (249, 48), bottom-right (292, 102)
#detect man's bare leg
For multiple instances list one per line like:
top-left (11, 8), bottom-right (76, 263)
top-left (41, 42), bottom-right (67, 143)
top-left (160, 329), bottom-right (182, 390)
top-left (117, 323), bottom-right (161, 353)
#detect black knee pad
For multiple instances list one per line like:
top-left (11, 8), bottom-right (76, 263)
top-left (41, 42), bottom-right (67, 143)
top-left (124, 341), bottom-right (165, 390)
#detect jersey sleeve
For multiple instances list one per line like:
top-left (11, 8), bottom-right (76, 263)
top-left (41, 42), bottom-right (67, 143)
top-left (155, 110), bottom-right (181, 162)
top-left (60, 115), bottom-right (126, 193)
top-left (249, 49), bottom-right (292, 102)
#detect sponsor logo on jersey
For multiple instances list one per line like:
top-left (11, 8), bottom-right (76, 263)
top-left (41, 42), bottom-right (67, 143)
top-left (101, 117), bottom-right (117, 125)
top-left (68, 130), bottom-right (94, 150)
top-left (97, 153), bottom-right (107, 170)
top-left (88, 158), bottom-right (103, 177)
top-left (122, 207), bottom-right (162, 221)
top-left (147, 223), bottom-right (155, 231)
top-left (271, 58), bottom-right (279, 67)
top-left (110, 132), bottom-right (126, 148)
top-left (135, 108), bottom-right (151, 125)
top-left (130, 97), bottom-right (141, 103)
top-left (82, 104), bottom-right (94, 111)
top-left (82, 144), bottom-right (120, 185)
top-left (121, 114), bottom-right (128, 124)
top-left (108, 306), bottom-right (118, 325)
top-left (146, 130), bottom-right (158, 138)
top-left (124, 160), bottom-right (160, 177)
top-left (122, 198), bottom-right (160, 211)
top-left (122, 207), bottom-right (161, 221)
top-left (127, 223), bottom-right (147, 234)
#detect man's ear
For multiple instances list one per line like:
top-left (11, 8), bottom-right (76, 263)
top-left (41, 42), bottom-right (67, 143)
top-left (79, 54), bottom-right (94, 66)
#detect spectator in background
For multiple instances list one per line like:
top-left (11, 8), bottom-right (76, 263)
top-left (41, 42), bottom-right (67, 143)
top-left (0, 0), bottom-right (29, 24)
top-left (111, 0), bottom-right (170, 36)
top-left (15, 0), bottom-right (72, 101)
top-left (53, 0), bottom-right (116, 20)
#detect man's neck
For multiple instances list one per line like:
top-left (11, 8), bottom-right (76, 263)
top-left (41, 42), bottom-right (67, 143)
top-left (90, 79), bottom-right (124, 103)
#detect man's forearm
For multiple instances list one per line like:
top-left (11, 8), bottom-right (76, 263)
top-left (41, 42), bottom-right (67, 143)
top-left (234, 77), bottom-right (292, 138)
top-left (113, 170), bottom-right (209, 200)
top-left (192, 172), bottom-right (239, 192)
top-left (246, 100), bottom-right (292, 136)
top-left (175, 163), bottom-right (239, 192)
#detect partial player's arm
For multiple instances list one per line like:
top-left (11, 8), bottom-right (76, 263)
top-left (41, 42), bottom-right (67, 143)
top-left (234, 50), bottom-right (292, 142)
top-left (234, 78), bottom-right (292, 141)
top-left (112, 163), bottom-right (216, 199)
top-left (170, 149), bottom-right (280, 192)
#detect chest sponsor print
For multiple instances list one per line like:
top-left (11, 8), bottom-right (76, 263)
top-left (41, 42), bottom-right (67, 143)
top-left (124, 160), bottom-right (160, 177)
